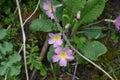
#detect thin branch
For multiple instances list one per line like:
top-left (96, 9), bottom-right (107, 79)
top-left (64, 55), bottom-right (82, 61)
top-left (51, 1), bottom-right (114, 79)
top-left (23, 0), bottom-right (41, 26)
top-left (17, 0), bottom-right (41, 56)
top-left (16, 0), bottom-right (29, 80)
top-left (66, 72), bottom-right (79, 80)
top-left (81, 19), bottom-right (104, 28)
top-left (40, 39), bottom-right (49, 60)
top-left (18, 44), bottom-right (23, 54)
top-left (72, 62), bottom-right (78, 80)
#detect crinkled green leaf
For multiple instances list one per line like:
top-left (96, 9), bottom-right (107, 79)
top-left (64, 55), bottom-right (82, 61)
top-left (72, 36), bottom-right (86, 50)
top-left (0, 41), bottom-right (13, 55)
top-left (64, 0), bottom-right (86, 14)
top-left (0, 62), bottom-right (8, 75)
top-left (81, 27), bottom-right (105, 39)
top-left (81, 41), bottom-right (107, 61)
top-left (8, 54), bottom-right (21, 63)
top-left (80, 0), bottom-right (105, 24)
top-left (0, 28), bottom-right (7, 40)
top-left (9, 64), bottom-right (21, 76)
top-left (30, 18), bottom-right (56, 32)
top-left (0, 54), bottom-right (21, 76)
top-left (73, 0), bottom-right (105, 32)
top-left (47, 46), bottom-right (54, 62)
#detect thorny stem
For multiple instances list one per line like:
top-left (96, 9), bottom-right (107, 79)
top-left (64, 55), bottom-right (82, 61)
top-left (16, 0), bottom-right (29, 80)
top-left (51, 1), bottom-right (114, 80)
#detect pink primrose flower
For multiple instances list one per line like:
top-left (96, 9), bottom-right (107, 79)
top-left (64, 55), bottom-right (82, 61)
top-left (114, 16), bottom-right (120, 30)
top-left (48, 33), bottom-right (63, 47)
top-left (43, 0), bottom-right (56, 19)
top-left (52, 47), bottom-right (74, 67)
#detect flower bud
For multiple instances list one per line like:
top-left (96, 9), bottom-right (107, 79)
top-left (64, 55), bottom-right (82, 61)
top-left (76, 11), bottom-right (81, 20)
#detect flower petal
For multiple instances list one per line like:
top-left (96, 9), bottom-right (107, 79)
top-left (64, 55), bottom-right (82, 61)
top-left (67, 56), bottom-right (74, 61)
top-left (114, 16), bottom-right (120, 30)
top-left (52, 55), bottom-right (60, 62)
top-left (59, 59), bottom-right (67, 67)
top-left (50, 13), bottom-right (55, 19)
top-left (53, 42), bottom-right (61, 47)
top-left (55, 47), bottom-right (62, 54)
top-left (57, 40), bottom-right (63, 45)
top-left (48, 33), bottom-right (54, 38)
top-left (48, 38), bottom-right (55, 44)
top-left (43, 2), bottom-right (49, 10)
top-left (64, 48), bottom-right (73, 55)
top-left (46, 10), bottom-right (52, 17)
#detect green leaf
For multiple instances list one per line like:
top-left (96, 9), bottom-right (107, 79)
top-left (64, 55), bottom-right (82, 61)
top-left (9, 64), bottom-right (21, 76)
top-left (0, 54), bottom-right (21, 76)
top-left (6, 76), bottom-right (20, 80)
top-left (30, 18), bottom-right (56, 32)
top-left (64, 0), bottom-right (86, 14)
top-left (3, 6), bottom-right (11, 14)
top-left (8, 54), bottom-right (21, 63)
top-left (81, 27), bottom-right (105, 39)
top-left (0, 62), bottom-right (9, 75)
top-left (55, 5), bottom-right (63, 20)
top-left (0, 28), bottom-right (7, 40)
top-left (32, 60), bottom-right (42, 70)
top-left (39, 65), bottom-right (47, 76)
top-left (81, 41), bottom-right (107, 61)
top-left (47, 46), bottom-right (54, 62)
top-left (72, 36), bottom-right (86, 49)
top-left (73, 0), bottom-right (105, 32)
top-left (80, 0), bottom-right (105, 24)
top-left (62, 15), bottom-right (70, 26)
top-left (0, 41), bottom-right (13, 55)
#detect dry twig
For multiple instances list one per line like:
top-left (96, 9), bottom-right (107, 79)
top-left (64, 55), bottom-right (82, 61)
top-left (23, 0), bottom-right (41, 26)
top-left (16, 0), bottom-right (29, 80)
top-left (72, 62), bottom-right (78, 80)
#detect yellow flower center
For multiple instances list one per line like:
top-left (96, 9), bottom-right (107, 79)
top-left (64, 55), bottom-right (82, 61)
top-left (59, 52), bottom-right (67, 59)
top-left (54, 35), bottom-right (60, 41)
